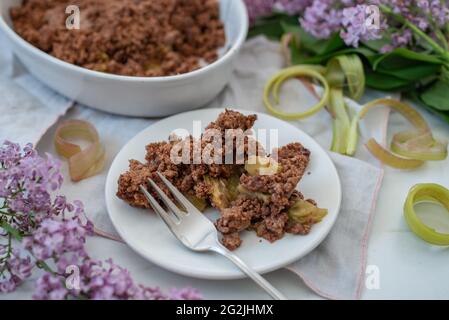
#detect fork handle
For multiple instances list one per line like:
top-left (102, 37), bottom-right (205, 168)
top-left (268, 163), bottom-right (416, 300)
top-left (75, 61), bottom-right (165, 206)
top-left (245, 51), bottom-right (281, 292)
top-left (211, 245), bottom-right (287, 300)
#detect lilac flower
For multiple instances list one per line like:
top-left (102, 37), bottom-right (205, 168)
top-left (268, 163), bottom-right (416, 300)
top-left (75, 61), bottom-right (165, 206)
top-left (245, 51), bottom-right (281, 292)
top-left (340, 4), bottom-right (383, 47)
top-left (0, 141), bottom-right (27, 169)
top-left (1, 141), bottom-right (202, 300)
top-left (244, 0), bottom-right (277, 24)
top-left (300, 0), bottom-right (342, 39)
top-left (6, 250), bottom-right (34, 280)
top-left (78, 259), bottom-right (202, 300)
top-left (246, 0), bottom-right (449, 52)
top-left (379, 44), bottom-right (394, 53)
top-left (387, 0), bottom-right (449, 29)
top-left (274, 0), bottom-right (313, 15)
top-left (392, 29), bottom-right (413, 47)
top-left (23, 217), bottom-right (91, 262)
top-left (0, 141), bottom-right (64, 233)
top-left (428, 0), bottom-right (449, 27)
top-left (0, 277), bottom-right (17, 293)
top-left (33, 258), bottom-right (202, 300)
top-left (244, 0), bottom-right (311, 24)
top-left (78, 259), bottom-right (139, 300)
top-left (168, 287), bottom-right (203, 300)
top-left (33, 273), bottom-right (69, 300)
top-left (0, 248), bottom-right (34, 293)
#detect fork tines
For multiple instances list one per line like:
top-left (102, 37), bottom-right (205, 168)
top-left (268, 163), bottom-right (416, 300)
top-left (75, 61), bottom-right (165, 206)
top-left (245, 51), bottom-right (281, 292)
top-left (139, 172), bottom-right (198, 229)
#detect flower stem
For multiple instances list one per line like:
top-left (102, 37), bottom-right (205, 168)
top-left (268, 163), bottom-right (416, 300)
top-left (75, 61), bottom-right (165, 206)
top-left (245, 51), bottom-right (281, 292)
top-left (6, 234), bottom-right (12, 259)
top-left (379, 4), bottom-right (449, 62)
top-left (0, 220), bottom-right (56, 275)
top-left (0, 220), bottom-right (22, 241)
top-left (36, 260), bottom-right (56, 274)
top-left (406, 22), bottom-right (449, 60)
top-left (0, 210), bottom-right (14, 216)
top-left (433, 24), bottom-right (449, 51)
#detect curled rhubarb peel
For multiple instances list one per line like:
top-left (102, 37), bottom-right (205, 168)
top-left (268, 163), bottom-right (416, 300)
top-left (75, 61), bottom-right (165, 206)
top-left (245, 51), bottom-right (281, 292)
top-left (366, 139), bottom-right (424, 169)
top-left (391, 131), bottom-right (448, 161)
top-left (54, 120), bottom-right (106, 182)
top-left (264, 65), bottom-right (330, 120)
top-left (404, 183), bottom-right (449, 246)
top-left (347, 98), bottom-right (447, 167)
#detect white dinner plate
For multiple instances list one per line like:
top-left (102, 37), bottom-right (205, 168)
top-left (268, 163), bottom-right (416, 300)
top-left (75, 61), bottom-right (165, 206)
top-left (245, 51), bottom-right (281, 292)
top-left (105, 109), bottom-right (342, 279)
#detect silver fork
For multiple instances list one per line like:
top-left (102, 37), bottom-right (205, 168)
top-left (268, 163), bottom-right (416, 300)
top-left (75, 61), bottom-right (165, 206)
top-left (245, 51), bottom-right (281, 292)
top-left (139, 172), bottom-right (287, 300)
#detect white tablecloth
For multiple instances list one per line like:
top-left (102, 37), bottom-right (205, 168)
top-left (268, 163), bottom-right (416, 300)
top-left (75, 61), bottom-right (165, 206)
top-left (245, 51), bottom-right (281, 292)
top-left (8, 120), bottom-right (449, 300)
top-left (4, 86), bottom-right (448, 301)
top-left (2, 34), bottom-right (449, 299)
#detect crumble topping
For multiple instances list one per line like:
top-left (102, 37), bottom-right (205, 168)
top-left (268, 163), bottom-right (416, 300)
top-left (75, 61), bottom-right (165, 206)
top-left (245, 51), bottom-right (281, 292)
top-left (11, 0), bottom-right (225, 77)
top-left (117, 110), bottom-right (325, 250)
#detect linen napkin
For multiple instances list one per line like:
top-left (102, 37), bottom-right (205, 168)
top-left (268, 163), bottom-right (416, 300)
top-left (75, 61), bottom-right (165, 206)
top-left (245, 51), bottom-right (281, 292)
top-left (0, 32), bottom-right (74, 147)
top-left (287, 153), bottom-right (383, 300)
top-left (1, 34), bottom-right (388, 300)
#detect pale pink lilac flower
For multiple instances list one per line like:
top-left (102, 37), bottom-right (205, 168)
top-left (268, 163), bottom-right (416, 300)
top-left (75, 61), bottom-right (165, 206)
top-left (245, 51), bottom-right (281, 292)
top-left (0, 141), bottom-right (27, 169)
top-left (0, 248), bottom-right (34, 293)
top-left (22, 216), bottom-right (91, 262)
top-left (244, 0), bottom-right (277, 23)
top-left (168, 287), bottom-right (203, 300)
top-left (391, 0), bottom-right (449, 29)
top-left (274, 0), bottom-right (312, 15)
top-left (377, 0), bottom-right (449, 48)
top-left (244, 0), bottom-right (312, 24)
top-left (33, 273), bottom-right (69, 300)
top-left (340, 4), bottom-right (384, 47)
top-left (0, 141), bottom-right (64, 233)
top-left (431, 0), bottom-right (449, 26)
top-left (392, 29), bottom-right (413, 46)
top-left (246, 0), bottom-right (449, 51)
top-left (34, 258), bottom-right (202, 300)
top-left (79, 259), bottom-right (139, 300)
top-left (300, 0), bottom-right (342, 39)
top-left (1, 141), bottom-right (202, 299)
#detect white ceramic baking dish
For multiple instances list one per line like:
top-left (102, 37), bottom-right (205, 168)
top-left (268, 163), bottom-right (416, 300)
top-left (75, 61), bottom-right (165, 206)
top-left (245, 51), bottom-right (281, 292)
top-left (0, 0), bottom-right (248, 117)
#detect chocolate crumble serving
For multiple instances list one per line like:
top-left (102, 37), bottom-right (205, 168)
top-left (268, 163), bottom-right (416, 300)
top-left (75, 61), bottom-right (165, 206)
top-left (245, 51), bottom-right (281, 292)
top-left (117, 110), bottom-right (328, 250)
top-left (11, 0), bottom-right (226, 77)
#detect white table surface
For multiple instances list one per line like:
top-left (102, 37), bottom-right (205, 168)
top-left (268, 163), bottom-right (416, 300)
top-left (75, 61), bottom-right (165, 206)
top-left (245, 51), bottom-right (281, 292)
top-left (4, 103), bottom-right (449, 300)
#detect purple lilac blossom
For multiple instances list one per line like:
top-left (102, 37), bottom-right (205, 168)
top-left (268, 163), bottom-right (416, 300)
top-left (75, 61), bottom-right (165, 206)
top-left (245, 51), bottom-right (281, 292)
top-left (300, 0), bottom-right (342, 39)
top-left (33, 273), bottom-right (69, 300)
top-left (0, 248), bottom-right (34, 293)
top-left (23, 216), bottom-right (91, 262)
top-left (376, 0), bottom-right (449, 50)
top-left (0, 141), bottom-right (64, 233)
top-left (340, 4), bottom-right (383, 47)
top-left (245, 0), bottom-right (449, 50)
top-left (1, 141), bottom-right (202, 299)
top-left (244, 0), bottom-right (311, 23)
top-left (430, 0), bottom-right (449, 27)
top-left (34, 258), bottom-right (203, 300)
top-left (244, 0), bottom-right (277, 23)
top-left (169, 287), bottom-right (204, 300)
top-left (274, 0), bottom-right (313, 15)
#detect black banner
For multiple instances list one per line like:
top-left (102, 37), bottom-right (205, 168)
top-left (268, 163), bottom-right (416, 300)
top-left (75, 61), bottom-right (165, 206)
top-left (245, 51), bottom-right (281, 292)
top-left (1, 299), bottom-right (447, 319)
